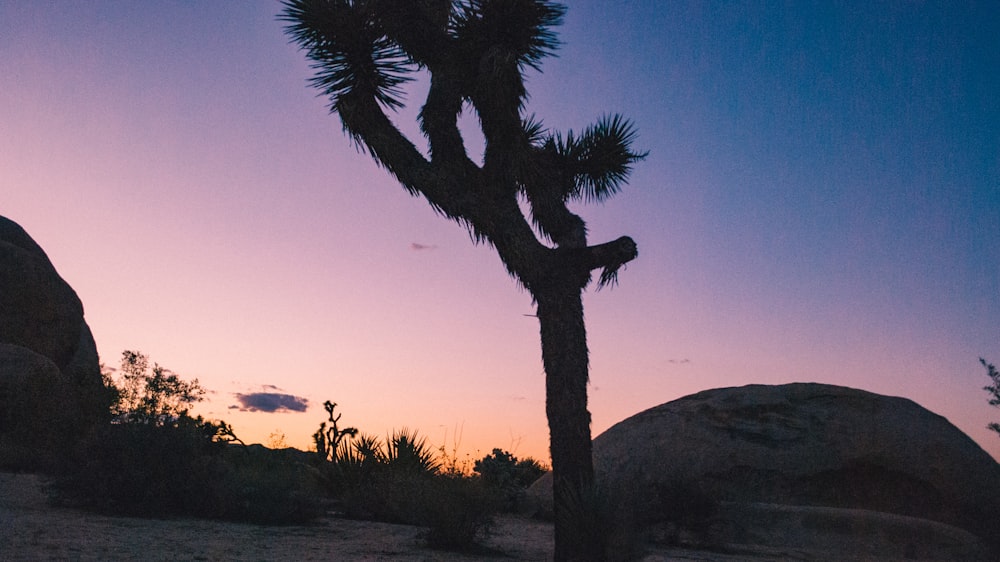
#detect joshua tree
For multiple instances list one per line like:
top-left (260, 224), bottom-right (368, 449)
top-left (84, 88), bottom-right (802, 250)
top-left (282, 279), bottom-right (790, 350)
top-left (281, 2), bottom-right (643, 558)
top-left (314, 400), bottom-right (359, 461)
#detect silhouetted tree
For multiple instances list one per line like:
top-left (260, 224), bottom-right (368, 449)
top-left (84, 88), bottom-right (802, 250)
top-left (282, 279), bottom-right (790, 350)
top-left (281, 3), bottom-right (644, 558)
top-left (474, 448), bottom-right (547, 511)
top-left (313, 400), bottom-right (358, 461)
top-left (112, 350), bottom-right (205, 426)
top-left (982, 358), bottom-right (1000, 436)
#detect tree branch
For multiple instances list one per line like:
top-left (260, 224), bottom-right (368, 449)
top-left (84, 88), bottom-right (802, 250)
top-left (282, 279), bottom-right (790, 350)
top-left (375, 0), bottom-right (452, 68)
top-left (337, 92), bottom-right (471, 218)
top-left (420, 73), bottom-right (471, 165)
top-left (471, 57), bottom-right (530, 193)
top-left (522, 146), bottom-right (587, 248)
top-left (583, 236), bottom-right (637, 272)
top-left (588, 236), bottom-right (638, 288)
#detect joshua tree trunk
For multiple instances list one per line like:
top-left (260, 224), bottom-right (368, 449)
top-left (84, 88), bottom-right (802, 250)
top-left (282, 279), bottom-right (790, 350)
top-left (537, 284), bottom-right (594, 561)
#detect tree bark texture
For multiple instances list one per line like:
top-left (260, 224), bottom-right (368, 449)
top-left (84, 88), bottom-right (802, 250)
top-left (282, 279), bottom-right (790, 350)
top-left (536, 284), bottom-right (595, 561)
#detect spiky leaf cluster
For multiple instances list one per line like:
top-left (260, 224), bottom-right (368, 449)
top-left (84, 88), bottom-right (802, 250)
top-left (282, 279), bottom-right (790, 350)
top-left (453, 0), bottom-right (565, 72)
top-left (282, 0), bottom-right (643, 292)
top-left (543, 114), bottom-right (647, 202)
top-left (281, 0), bottom-right (414, 110)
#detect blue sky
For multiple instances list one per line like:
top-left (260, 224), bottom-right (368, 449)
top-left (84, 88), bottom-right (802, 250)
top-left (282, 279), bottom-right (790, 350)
top-left (2, 1), bottom-right (998, 461)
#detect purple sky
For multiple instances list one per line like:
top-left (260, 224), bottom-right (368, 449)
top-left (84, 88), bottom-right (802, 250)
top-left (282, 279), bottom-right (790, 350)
top-left (2, 1), bottom-right (998, 462)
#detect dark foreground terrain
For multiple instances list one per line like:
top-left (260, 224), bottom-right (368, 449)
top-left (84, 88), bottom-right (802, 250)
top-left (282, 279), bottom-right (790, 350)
top-left (1, 472), bottom-right (990, 561)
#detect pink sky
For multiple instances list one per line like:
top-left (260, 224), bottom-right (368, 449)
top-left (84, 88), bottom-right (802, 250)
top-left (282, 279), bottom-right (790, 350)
top-left (2, 2), bottom-right (998, 463)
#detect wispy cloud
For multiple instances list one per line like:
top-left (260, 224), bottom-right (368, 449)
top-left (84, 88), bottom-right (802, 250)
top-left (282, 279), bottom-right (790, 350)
top-left (410, 242), bottom-right (438, 251)
top-left (667, 358), bottom-right (692, 364)
top-left (230, 392), bottom-right (309, 413)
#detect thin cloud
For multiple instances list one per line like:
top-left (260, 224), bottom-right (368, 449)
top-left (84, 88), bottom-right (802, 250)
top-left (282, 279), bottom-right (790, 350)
top-left (231, 392), bottom-right (309, 413)
top-left (410, 242), bottom-right (438, 251)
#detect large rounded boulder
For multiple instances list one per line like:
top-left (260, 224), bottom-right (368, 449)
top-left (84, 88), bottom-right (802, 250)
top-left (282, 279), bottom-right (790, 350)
top-left (0, 216), bottom-right (108, 468)
top-left (0, 216), bottom-right (93, 376)
top-left (0, 344), bottom-right (85, 467)
top-left (531, 383), bottom-right (1000, 550)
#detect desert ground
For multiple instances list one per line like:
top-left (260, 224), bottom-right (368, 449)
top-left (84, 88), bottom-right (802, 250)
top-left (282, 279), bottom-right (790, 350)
top-left (0, 471), bottom-right (782, 561)
top-left (1, 471), bottom-right (547, 561)
top-left (1, 471), bottom-right (989, 561)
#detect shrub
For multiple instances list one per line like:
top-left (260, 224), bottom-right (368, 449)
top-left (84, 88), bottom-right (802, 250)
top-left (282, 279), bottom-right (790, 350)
top-left (110, 350), bottom-right (203, 426)
top-left (474, 448), bottom-right (547, 512)
top-left (310, 405), bottom-right (498, 550)
top-left (211, 445), bottom-right (325, 525)
top-left (55, 418), bottom-right (227, 517)
top-left (420, 475), bottom-right (498, 551)
top-left (51, 350), bottom-right (323, 525)
top-left (327, 429), bottom-right (442, 522)
top-left (555, 481), bottom-right (646, 562)
top-left (385, 428), bottom-right (441, 475)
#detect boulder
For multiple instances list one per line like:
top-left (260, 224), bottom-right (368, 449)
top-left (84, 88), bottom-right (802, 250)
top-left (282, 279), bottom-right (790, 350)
top-left (529, 383), bottom-right (1000, 548)
top-left (0, 344), bottom-right (83, 468)
top-left (0, 216), bottom-right (91, 375)
top-left (0, 216), bottom-right (108, 468)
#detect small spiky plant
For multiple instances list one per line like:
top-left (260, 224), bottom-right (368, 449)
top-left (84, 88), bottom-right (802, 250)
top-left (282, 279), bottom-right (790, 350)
top-left (386, 428), bottom-right (442, 475)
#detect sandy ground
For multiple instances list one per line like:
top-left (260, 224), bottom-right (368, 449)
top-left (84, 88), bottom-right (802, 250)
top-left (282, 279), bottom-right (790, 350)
top-left (1, 472), bottom-right (557, 561)
top-left (2, 472), bottom-right (990, 561)
top-left (0, 472), bottom-right (787, 561)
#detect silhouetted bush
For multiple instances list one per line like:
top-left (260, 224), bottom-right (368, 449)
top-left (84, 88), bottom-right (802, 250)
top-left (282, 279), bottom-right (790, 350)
top-left (211, 445), bottom-right (325, 524)
top-left (474, 448), bottom-right (547, 512)
top-left (420, 474), bottom-right (498, 551)
top-left (555, 481), bottom-right (647, 562)
top-left (309, 404), bottom-right (498, 551)
top-left (55, 418), bottom-right (226, 517)
top-left (326, 429), bottom-right (445, 523)
top-left (332, 467), bottom-right (496, 551)
top-left (50, 350), bottom-right (324, 525)
top-left (55, 423), bottom-right (324, 524)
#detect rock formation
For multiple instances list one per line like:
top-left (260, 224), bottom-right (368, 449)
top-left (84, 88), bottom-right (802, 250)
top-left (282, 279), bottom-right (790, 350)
top-left (529, 383), bottom-right (1000, 553)
top-left (0, 215), bottom-right (108, 468)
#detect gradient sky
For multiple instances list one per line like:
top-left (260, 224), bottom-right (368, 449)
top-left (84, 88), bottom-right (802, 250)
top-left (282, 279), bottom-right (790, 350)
top-left (2, 1), bottom-right (998, 463)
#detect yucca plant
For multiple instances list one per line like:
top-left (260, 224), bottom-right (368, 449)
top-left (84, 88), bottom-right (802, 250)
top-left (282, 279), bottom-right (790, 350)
top-left (325, 432), bottom-right (382, 493)
top-left (385, 428), bottom-right (441, 476)
top-left (332, 429), bottom-right (440, 522)
top-left (323, 424), bottom-right (498, 550)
